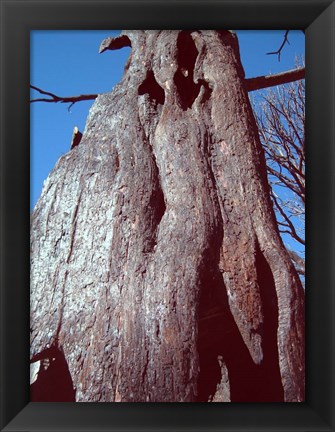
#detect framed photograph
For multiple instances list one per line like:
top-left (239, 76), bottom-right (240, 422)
top-left (1, 0), bottom-right (334, 431)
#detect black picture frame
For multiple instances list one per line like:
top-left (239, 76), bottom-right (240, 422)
top-left (1, 0), bottom-right (334, 431)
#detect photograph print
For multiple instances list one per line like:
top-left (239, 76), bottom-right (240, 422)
top-left (30, 30), bottom-right (305, 402)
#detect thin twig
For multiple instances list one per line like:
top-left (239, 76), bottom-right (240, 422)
top-left (266, 30), bottom-right (290, 61)
top-left (271, 192), bottom-right (305, 245)
top-left (30, 85), bottom-right (98, 110)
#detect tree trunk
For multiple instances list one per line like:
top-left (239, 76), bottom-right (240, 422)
top-left (30, 30), bottom-right (305, 402)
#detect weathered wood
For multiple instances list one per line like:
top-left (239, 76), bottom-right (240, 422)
top-left (245, 67), bottom-right (305, 92)
top-left (30, 30), bottom-right (304, 402)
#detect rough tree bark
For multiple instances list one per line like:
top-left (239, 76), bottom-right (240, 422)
top-left (30, 30), bottom-right (305, 402)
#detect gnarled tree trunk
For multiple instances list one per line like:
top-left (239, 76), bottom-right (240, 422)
top-left (30, 30), bottom-right (305, 402)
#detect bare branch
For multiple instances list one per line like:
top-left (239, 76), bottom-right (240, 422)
top-left (30, 85), bottom-right (98, 109)
top-left (266, 30), bottom-right (290, 61)
top-left (272, 192), bottom-right (305, 245)
top-left (245, 67), bottom-right (305, 92)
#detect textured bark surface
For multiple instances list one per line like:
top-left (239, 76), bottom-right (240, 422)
top-left (30, 30), bottom-right (305, 402)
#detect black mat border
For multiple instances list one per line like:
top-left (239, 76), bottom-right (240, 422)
top-left (1, 0), bottom-right (334, 431)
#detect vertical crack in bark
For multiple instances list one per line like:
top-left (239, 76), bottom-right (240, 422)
top-left (141, 350), bottom-right (150, 385)
top-left (55, 269), bottom-right (68, 345)
top-left (196, 80), bottom-right (213, 105)
top-left (197, 261), bottom-right (227, 402)
top-left (174, 31), bottom-right (201, 110)
top-left (66, 188), bottom-right (83, 264)
top-left (195, 226), bottom-right (260, 401)
top-left (144, 160), bottom-right (166, 253)
top-left (196, 257), bottom-right (284, 402)
top-left (255, 232), bottom-right (305, 401)
top-left (195, 133), bottom-right (228, 401)
top-left (137, 69), bottom-right (166, 254)
top-left (254, 239), bottom-right (284, 401)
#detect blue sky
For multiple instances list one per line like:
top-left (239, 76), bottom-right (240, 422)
top-left (30, 30), bottom-right (304, 253)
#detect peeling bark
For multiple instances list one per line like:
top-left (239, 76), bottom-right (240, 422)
top-left (30, 30), bottom-right (304, 402)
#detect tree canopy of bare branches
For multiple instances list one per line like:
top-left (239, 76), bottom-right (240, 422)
top-left (253, 68), bottom-right (305, 249)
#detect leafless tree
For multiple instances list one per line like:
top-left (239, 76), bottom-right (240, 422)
top-left (252, 66), bottom-right (305, 275)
